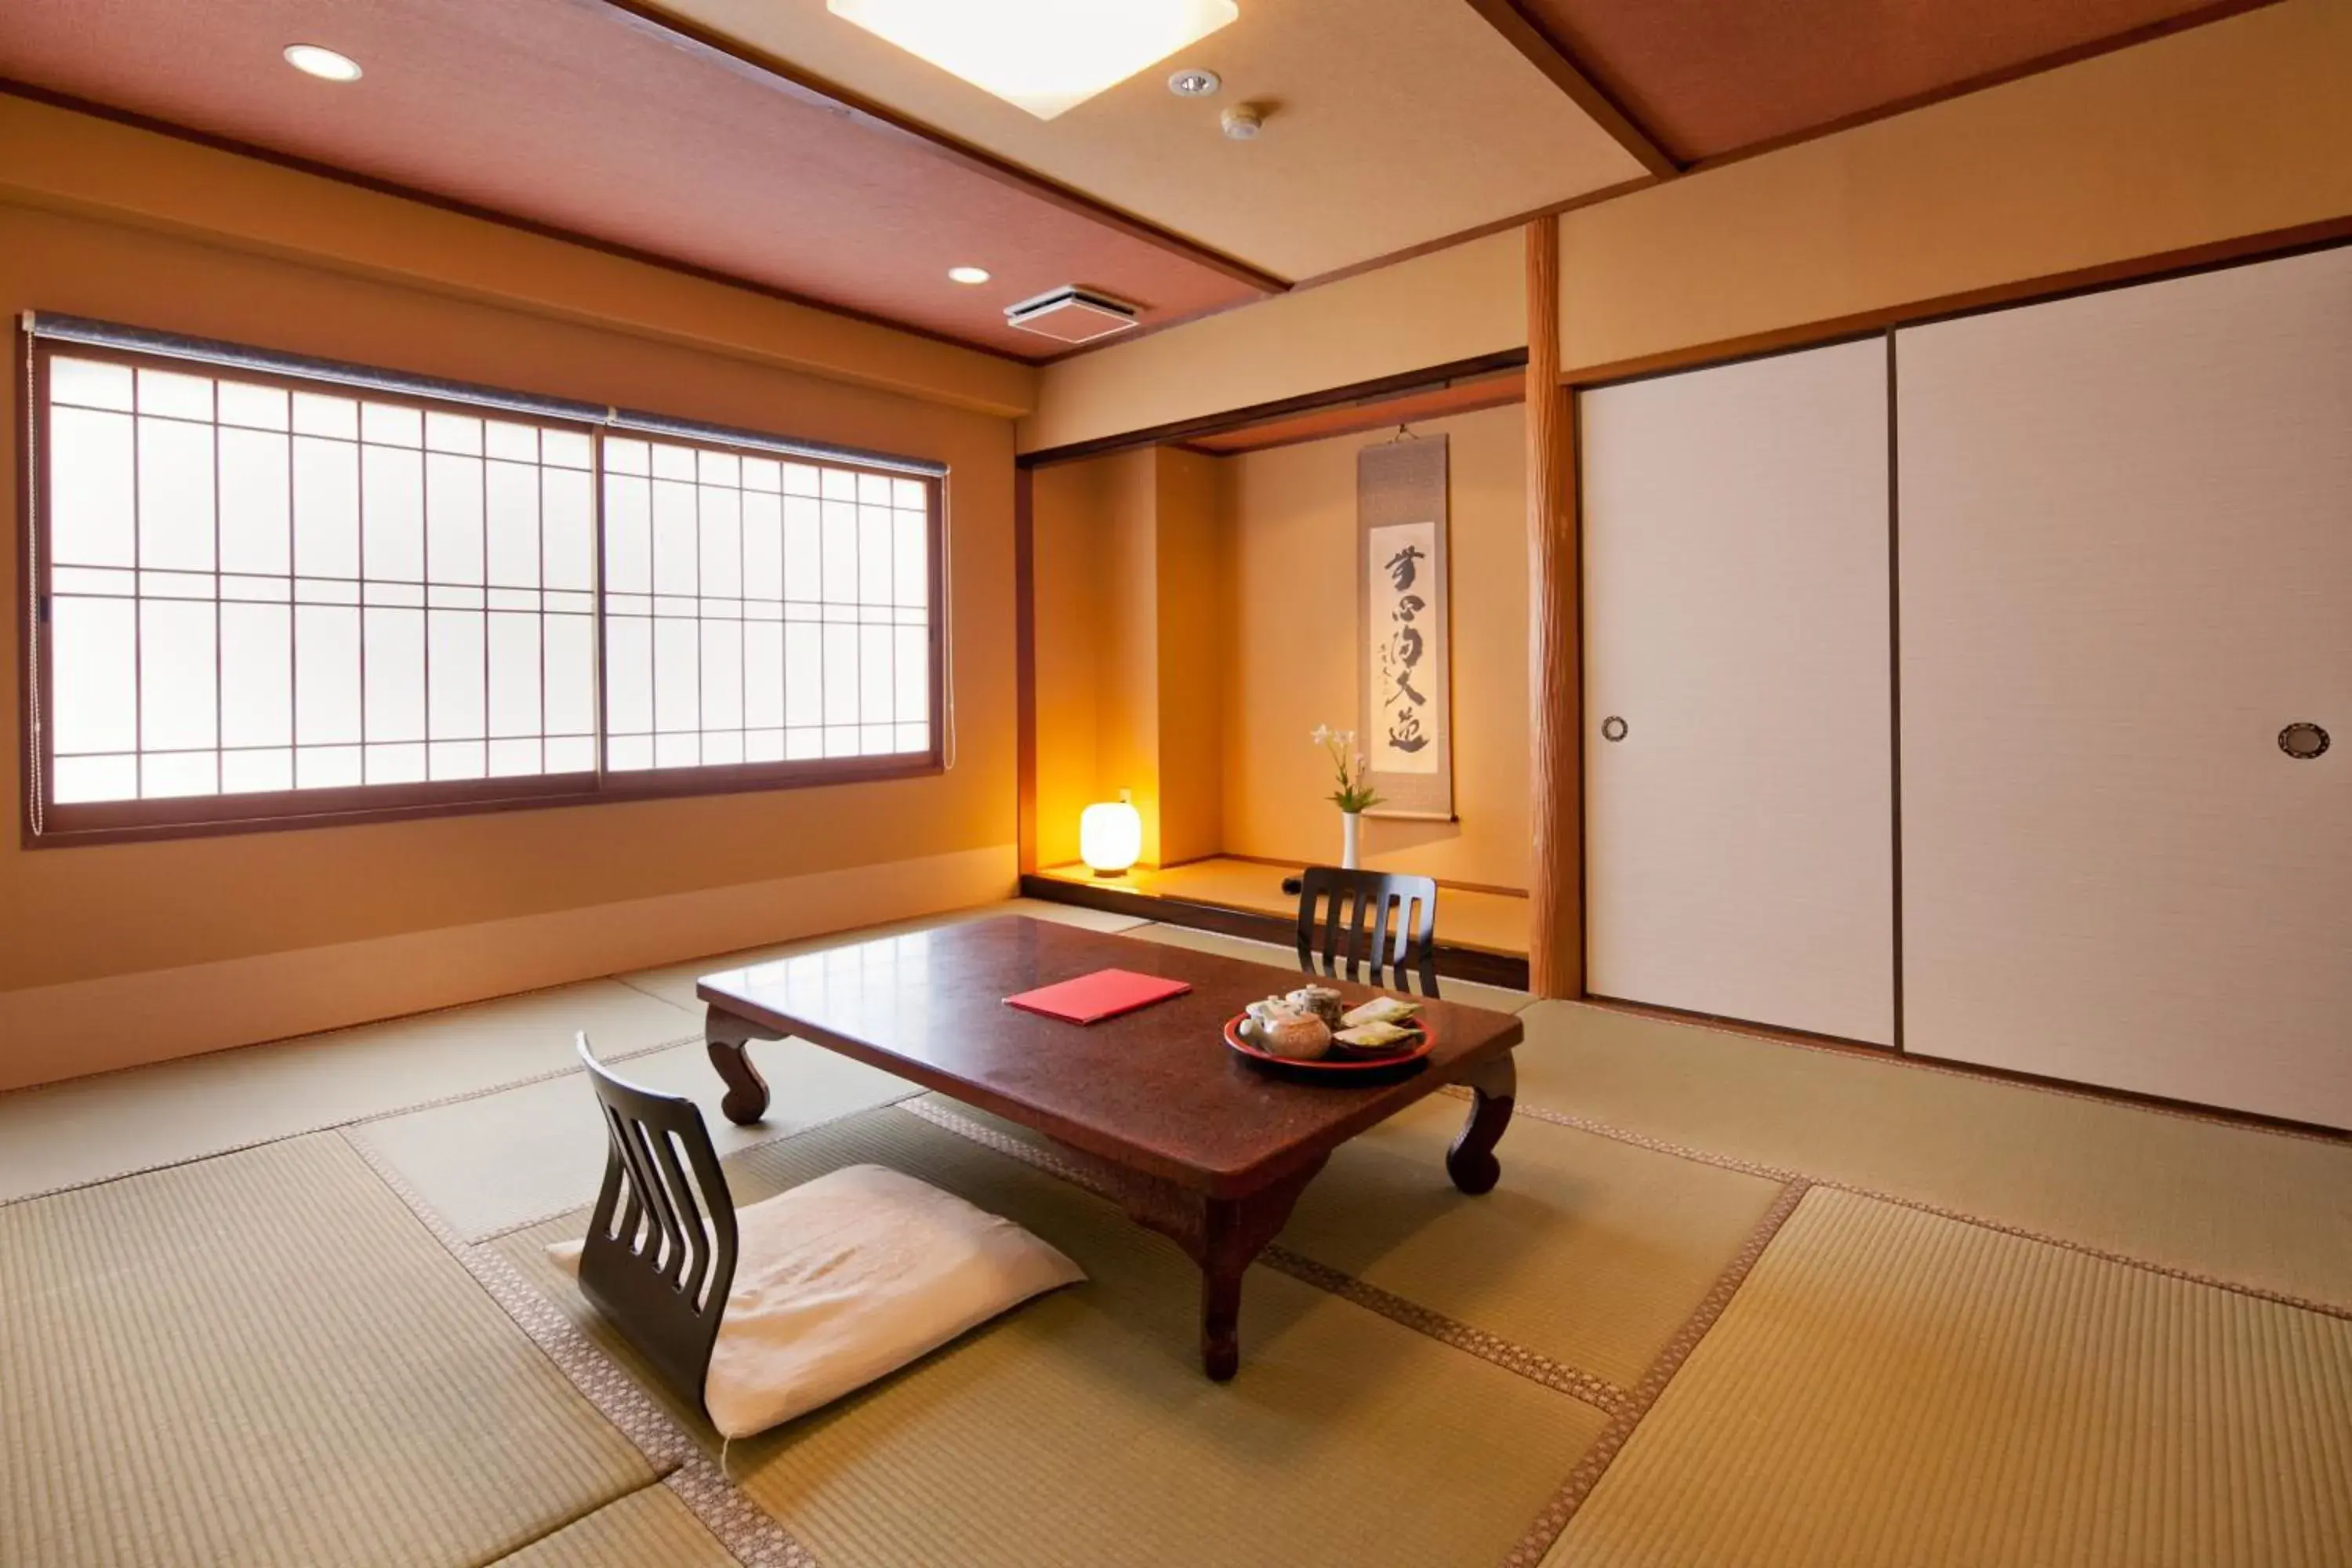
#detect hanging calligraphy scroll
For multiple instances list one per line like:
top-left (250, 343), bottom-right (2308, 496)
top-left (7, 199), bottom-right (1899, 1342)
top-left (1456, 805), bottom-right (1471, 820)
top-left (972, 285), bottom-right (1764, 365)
top-left (1356, 433), bottom-right (1453, 819)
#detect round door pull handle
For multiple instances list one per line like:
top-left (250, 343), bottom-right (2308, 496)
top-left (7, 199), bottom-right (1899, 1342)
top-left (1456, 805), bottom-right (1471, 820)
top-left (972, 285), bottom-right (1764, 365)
top-left (2279, 721), bottom-right (2329, 760)
top-left (1601, 716), bottom-right (1629, 743)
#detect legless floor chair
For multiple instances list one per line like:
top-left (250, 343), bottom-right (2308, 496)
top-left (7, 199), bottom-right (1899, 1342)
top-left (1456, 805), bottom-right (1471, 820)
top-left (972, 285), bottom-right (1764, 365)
top-left (566, 1034), bottom-right (1086, 1439)
top-left (574, 1033), bottom-right (739, 1417)
top-left (1294, 866), bottom-right (1443, 998)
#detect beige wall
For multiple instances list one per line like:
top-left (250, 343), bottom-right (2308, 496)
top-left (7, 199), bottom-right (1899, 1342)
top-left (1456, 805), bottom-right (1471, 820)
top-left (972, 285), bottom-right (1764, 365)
top-left (1020, 231), bottom-right (1526, 455)
top-left (1028, 446), bottom-right (1230, 868)
top-left (1, 151), bottom-right (1022, 1085)
top-left (1094, 450), bottom-right (1163, 865)
top-left (1152, 448), bottom-right (1229, 866)
top-left (1028, 460), bottom-right (1105, 870)
top-left (1222, 402), bottom-right (1530, 890)
top-left (1557, 0), bottom-right (2352, 375)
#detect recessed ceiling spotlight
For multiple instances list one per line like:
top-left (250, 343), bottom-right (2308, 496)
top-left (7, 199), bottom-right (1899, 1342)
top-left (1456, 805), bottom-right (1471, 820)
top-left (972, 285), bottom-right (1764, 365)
top-left (948, 266), bottom-right (992, 285)
top-left (827, 0), bottom-right (1239, 120)
top-left (283, 44), bottom-right (363, 82)
top-left (1167, 68), bottom-right (1221, 97)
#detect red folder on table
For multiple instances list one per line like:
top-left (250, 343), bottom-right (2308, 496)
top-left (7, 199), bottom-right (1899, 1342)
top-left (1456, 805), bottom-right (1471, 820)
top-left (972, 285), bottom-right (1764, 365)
top-left (1004, 968), bottom-right (1192, 1025)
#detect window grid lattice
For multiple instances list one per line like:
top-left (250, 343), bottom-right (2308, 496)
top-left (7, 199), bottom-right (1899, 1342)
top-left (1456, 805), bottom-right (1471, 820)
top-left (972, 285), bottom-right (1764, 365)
top-left (44, 357), bottom-right (599, 804)
top-left (33, 346), bottom-right (941, 831)
top-left (601, 437), bottom-right (931, 771)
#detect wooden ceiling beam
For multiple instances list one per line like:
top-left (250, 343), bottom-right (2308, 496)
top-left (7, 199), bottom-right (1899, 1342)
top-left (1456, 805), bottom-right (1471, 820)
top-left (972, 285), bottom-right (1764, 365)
top-left (1459, 0), bottom-right (1680, 177)
top-left (595, 0), bottom-right (1291, 296)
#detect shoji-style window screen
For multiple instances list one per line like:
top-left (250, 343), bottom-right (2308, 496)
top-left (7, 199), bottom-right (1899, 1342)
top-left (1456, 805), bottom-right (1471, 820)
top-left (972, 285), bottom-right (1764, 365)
top-left (23, 321), bottom-right (945, 844)
top-left (600, 437), bottom-right (935, 771)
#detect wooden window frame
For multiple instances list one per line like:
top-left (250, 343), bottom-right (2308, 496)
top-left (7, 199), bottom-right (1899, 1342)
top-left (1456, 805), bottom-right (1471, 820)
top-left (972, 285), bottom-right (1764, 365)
top-left (20, 332), bottom-right (947, 848)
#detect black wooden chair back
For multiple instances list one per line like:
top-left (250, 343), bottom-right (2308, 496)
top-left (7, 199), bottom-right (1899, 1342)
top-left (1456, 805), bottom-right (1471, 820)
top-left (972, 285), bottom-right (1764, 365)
top-left (1294, 866), bottom-right (1442, 997)
top-left (575, 1033), bottom-right (739, 1416)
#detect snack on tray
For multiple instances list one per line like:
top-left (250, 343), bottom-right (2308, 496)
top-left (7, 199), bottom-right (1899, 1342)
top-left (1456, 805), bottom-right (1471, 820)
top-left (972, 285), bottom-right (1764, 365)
top-left (1286, 986), bottom-right (1347, 1027)
top-left (1334, 1019), bottom-right (1417, 1051)
top-left (1340, 996), bottom-right (1421, 1029)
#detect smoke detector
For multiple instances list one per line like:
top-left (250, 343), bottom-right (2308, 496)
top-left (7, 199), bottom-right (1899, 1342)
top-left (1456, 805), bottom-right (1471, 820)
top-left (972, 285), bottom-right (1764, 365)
top-left (1004, 286), bottom-right (1142, 345)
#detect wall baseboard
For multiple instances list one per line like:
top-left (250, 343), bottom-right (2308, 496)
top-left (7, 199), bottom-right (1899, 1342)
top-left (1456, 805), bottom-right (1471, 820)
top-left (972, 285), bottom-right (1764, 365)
top-left (0, 844), bottom-right (1018, 1092)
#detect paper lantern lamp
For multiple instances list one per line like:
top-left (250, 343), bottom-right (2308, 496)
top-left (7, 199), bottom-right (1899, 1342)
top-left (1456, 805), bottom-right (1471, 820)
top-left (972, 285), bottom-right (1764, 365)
top-left (1080, 792), bottom-right (1142, 877)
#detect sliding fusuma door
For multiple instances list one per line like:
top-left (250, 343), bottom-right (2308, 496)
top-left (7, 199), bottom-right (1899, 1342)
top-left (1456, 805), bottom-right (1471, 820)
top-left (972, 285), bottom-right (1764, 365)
top-left (1897, 247), bottom-right (2352, 1127)
top-left (1581, 339), bottom-right (1896, 1044)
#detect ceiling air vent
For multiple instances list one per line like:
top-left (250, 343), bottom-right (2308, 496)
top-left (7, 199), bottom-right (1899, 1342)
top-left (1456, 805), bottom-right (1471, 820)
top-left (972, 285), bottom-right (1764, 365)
top-left (1004, 287), bottom-right (1142, 346)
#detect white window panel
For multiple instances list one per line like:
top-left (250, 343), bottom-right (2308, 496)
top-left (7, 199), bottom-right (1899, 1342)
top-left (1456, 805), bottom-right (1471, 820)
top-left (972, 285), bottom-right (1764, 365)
top-left (220, 603), bottom-right (292, 749)
top-left (425, 452), bottom-right (485, 585)
top-left (218, 427), bottom-right (291, 575)
top-left (52, 597), bottom-right (139, 755)
top-left (51, 407), bottom-right (136, 566)
top-left (137, 417), bottom-right (215, 571)
top-left (364, 607), bottom-right (426, 743)
top-left (52, 358), bottom-right (134, 412)
top-left (139, 599), bottom-right (217, 752)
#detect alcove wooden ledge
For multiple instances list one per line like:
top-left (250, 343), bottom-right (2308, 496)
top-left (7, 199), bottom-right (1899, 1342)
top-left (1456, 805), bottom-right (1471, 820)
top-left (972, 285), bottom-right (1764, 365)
top-left (1023, 857), bottom-right (1532, 991)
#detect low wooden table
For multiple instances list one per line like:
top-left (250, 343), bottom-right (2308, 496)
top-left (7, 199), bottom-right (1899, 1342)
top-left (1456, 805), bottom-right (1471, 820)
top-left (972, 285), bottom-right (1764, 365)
top-left (699, 915), bottom-right (1521, 1380)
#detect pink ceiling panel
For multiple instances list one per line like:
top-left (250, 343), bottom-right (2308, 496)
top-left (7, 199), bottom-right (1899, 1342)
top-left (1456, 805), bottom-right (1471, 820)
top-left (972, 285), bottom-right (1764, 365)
top-left (0, 0), bottom-right (1266, 358)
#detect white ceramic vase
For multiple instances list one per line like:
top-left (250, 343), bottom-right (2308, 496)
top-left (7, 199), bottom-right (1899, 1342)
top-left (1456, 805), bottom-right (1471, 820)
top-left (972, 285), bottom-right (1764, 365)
top-left (1340, 810), bottom-right (1362, 870)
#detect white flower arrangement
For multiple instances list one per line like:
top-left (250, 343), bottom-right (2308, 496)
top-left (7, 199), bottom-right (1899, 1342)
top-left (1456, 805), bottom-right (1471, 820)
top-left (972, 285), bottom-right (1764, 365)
top-left (1311, 724), bottom-right (1382, 814)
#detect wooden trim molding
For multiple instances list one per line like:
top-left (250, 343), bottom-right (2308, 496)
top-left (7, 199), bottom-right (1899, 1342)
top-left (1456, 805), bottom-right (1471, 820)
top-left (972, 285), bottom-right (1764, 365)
top-left (593, 0), bottom-right (1289, 298)
top-left (1457, 0), bottom-right (1679, 178)
top-left (1017, 350), bottom-right (1530, 469)
top-left (1523, 219), bottom-right (1582, 999)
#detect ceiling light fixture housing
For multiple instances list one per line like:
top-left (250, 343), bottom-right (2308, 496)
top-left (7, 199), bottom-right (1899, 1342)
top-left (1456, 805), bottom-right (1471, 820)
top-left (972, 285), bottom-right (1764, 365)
top-left (1004, 286), bottom-right (1141, 346)
top-left (827, 0), bottom-right (1240, 120)
top-left (282, 43), bottom-right (362, 82)
top-left (948, 266), bottom-right (992, 285)
top-left (1167, 68), bottom-right (1221, 97)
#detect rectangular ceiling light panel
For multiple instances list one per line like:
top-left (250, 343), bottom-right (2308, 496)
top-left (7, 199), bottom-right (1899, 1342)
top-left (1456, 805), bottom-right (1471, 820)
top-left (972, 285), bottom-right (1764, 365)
top-left (827, 0), bottom-right (1240, 120)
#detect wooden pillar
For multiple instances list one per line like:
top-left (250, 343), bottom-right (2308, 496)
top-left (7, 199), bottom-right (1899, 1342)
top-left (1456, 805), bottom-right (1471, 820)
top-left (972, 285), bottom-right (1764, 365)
top-left (1525, 219), bottom-right (1583, 997)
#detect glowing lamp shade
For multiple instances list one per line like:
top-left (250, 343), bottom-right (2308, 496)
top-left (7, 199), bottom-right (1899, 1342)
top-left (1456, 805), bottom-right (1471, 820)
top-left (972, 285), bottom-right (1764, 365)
top-left (826, 0), bottom-right (1240, 121)
top-left (1079, 796), bottom-right (1144, 877)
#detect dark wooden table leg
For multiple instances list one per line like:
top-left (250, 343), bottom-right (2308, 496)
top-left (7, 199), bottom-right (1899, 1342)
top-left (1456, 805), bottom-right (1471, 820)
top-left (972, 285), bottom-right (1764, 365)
top-left (1192, 1157), bottom-right (1326, 1381)
top-left (1446, 1051), bottom-right (1516, 1196)
top-left (1047, 1143), bottom-right (1331, 1381)
top-left (704, 1004), bottom-right (780, 1125)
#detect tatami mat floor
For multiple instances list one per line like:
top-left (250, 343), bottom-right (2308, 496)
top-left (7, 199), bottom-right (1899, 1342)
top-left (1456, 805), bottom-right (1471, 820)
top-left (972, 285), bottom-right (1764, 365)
top-left (3, 895), bottom-right (2348, 1566)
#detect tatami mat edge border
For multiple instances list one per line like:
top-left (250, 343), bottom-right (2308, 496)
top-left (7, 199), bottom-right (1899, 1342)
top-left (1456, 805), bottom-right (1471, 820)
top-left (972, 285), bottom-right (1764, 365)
top-left (1498, 1178), bottom-right (1810, 1566)
top-left (900, 1092), bottom-right (1822, 1568)
top-left (898, 1095), bottom-right (1634, 1415)
top-left (465, 1087), bottom-right (927, 1246)
top-left (339, 1129), bottom-right (816, 1568)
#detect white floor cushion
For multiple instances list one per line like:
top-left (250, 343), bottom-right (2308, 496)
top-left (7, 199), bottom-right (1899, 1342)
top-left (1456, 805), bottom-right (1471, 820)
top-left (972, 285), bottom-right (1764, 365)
top-left (553, 1162), bottom-right (1085, 1438)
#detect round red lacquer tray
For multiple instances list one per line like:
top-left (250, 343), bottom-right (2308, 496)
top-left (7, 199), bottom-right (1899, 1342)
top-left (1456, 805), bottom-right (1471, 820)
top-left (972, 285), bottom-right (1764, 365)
top-left (1224, 1012), bottom-right (1436, 1080)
